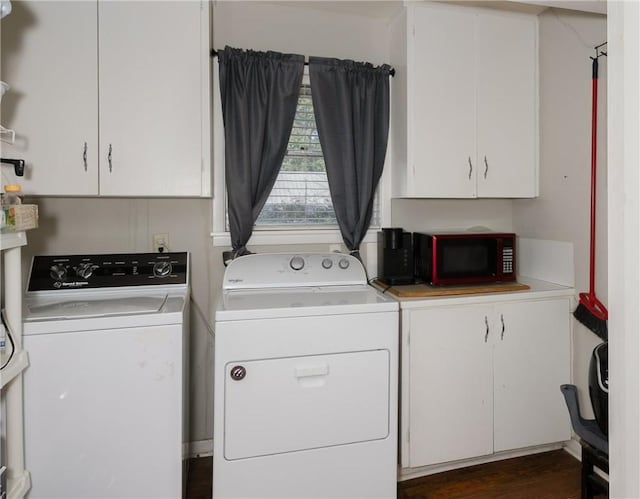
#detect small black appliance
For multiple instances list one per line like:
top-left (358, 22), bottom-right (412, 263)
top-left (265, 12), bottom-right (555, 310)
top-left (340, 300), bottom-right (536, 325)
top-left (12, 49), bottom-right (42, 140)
top-left (377, 228), bottom-right (413, 285)
top-left (588, 342), bottom-right (608, 436)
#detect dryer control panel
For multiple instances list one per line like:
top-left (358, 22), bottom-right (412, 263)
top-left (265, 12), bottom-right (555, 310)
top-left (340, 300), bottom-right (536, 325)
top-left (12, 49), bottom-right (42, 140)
top-left (222, 253), bottom-right (367, 290)
top-left (28, 252), bottom-right (189, 291)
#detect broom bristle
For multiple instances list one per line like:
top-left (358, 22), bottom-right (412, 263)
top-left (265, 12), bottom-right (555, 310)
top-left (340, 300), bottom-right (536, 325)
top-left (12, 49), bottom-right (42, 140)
top-left (574, 303), bottom-right (608, 341)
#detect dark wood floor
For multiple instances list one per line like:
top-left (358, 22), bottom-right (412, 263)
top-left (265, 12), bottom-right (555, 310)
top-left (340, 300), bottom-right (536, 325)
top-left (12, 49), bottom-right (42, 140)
top-left (186, 455), bottom-right (214, 499)
top-left (186, 449), bottom-right (603, 499)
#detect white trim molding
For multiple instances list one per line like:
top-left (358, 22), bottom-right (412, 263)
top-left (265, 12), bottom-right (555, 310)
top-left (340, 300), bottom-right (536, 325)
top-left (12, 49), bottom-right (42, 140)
top-left (190, 439), bottom-right (213, 458)
top-left (608, 2), bottom-right (640, 497)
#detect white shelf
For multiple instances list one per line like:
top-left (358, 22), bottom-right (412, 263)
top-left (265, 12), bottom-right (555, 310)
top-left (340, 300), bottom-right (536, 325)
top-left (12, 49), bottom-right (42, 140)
top-left (1, 228), bottom-right (31, 499)
top-left (0, 349), bottom-right (29, 390)
top-left (0, 231), bottom-right (27, 251)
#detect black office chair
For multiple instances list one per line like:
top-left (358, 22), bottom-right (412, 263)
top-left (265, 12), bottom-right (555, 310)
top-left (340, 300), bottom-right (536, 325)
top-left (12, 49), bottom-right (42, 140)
top-left (560, 343), bottom-right (609, 499)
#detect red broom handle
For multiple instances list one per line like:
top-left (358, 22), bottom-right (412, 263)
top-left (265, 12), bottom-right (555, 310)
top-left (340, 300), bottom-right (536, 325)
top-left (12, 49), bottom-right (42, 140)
top-left (589, 58), bottom-right (598, 297)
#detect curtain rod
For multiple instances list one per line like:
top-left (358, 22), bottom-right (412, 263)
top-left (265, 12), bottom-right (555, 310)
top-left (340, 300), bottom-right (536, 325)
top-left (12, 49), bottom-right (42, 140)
top-left (210, 49), bottom-right (395, 77)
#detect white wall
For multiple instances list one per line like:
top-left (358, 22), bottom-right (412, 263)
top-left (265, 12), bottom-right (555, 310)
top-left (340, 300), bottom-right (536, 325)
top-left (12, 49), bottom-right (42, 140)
top-left (513, 9), bottom-right (607, 416)
top-left (391, 198), bottom-right (514, 233)
top-left (213, 1), bottom-right (393, 65)
top-left (15, 1), bottom-right (397, 449)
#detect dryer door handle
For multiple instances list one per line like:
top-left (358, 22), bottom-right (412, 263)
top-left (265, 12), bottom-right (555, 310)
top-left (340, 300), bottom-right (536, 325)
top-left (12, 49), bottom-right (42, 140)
top-left (295, 364), bottom-right (329, 378)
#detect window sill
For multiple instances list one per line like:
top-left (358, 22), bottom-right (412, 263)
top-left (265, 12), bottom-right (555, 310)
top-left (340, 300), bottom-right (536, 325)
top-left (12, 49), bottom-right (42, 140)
top-left (211, 229), bottom-right (379, 247)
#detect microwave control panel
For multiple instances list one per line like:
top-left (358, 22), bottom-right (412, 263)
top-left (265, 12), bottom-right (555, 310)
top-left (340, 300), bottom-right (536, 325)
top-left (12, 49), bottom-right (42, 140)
top-left (502, 242), bottom-right (514, 275)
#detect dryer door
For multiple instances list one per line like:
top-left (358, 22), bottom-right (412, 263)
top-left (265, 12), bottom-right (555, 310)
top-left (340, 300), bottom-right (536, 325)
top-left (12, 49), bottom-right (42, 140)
top-left (223, 349), bottom-right (390, 460)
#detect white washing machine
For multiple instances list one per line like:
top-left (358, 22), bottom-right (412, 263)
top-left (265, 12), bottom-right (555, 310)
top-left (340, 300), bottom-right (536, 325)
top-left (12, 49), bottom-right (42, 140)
top-left (22, 252), bottom-right (189, 499)
top-left (214, 253), bottom-right (399, 499)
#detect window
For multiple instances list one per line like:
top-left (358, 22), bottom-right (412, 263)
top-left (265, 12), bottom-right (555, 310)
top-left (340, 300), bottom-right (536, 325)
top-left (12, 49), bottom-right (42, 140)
top-left (253, 78), bottom-right (380, 230)
top-left (255, 83), bottom-right (338, 227)
top-left (212, 65), bottom-right (387, 246)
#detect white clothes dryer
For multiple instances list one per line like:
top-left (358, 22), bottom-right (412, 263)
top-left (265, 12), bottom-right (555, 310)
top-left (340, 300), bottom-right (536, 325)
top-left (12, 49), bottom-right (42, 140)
top-left (214, 253), bottom-right (399, 499)
top-left (22, 252), bottom-right (189, 499)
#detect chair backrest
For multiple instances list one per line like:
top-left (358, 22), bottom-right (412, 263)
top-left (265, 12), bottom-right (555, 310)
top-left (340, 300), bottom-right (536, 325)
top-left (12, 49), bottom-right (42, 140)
top-left (560, 384), bottom-right (608, 454)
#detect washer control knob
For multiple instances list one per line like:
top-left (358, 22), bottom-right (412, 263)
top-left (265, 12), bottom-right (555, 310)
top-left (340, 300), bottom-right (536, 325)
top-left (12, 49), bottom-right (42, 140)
top-left (76, 262), bottom-right (98, 279)
top-left (321, 258), bottom-right (333, 269)
top-left (230, 365), bottom-right (246, 381)
top-left (338, 258), bottom-right (350, 270)
top-left (49, 264), bottom-right (68, 281)
top-left (153, 261), bottom-right (172, 277)
top-left (289, 256), bottom-right (305, 271)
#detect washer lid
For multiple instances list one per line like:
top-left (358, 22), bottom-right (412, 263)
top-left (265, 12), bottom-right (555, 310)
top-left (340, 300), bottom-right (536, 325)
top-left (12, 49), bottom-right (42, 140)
top-left (23, 294), bottom-right (187, 335)
top-left (26, 295), bottom-right (167, 321)
top-left (216, 285), bottom-right (398, 321)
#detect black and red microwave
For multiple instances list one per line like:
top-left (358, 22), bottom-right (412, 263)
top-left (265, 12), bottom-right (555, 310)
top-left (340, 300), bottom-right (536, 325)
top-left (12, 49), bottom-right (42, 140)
top-left (413, 232), bottom-right (516, 285)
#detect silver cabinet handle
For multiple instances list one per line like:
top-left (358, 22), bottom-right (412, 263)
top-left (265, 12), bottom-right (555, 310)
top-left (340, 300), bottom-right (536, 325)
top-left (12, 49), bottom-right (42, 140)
top-left (468, 157), bottom-right (473, 180)
top-left (83, 142), bottom-right (88, 171)
top-left (108, 143), bottom-right (113, 173)
top-left (484, 315), bottom-right (489, 343)
top-left (484, 156), bottom-right (489, 179)
top-left (500, 314), bottom-right (505, 340)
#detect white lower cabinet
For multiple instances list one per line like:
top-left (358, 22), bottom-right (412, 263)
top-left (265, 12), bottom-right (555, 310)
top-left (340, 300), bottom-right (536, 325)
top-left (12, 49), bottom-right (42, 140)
top-left (401, 297), bottom-right (571, 469)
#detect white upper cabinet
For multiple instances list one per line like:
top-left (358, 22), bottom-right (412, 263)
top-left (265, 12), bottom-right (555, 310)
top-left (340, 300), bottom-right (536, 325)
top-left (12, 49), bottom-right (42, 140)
top-left (97, 1), bottom-right (209, 197)
top-left (1, 1), bottom-right (211, 197)
top-left (389, 3), bottom-right (538, 198)
top-left (1, 1), bottom-right (99, 196)
top-left (475, 12), bottom-right (538, 198)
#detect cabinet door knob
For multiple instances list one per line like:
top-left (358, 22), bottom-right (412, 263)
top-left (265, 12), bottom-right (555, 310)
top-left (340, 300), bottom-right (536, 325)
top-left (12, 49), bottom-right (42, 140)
top-left (83, 142), bottom-right (88, 172)
top-left (484, 315), bottom-right (489, 343)
top-left (484, 156), bottom-right (489, 179)
top-left (468, 157), bottom-right (473, 180)
top-left (108, 143), bottom-right (113, 173)
top-left (500, 314), bottom-right (505, 340)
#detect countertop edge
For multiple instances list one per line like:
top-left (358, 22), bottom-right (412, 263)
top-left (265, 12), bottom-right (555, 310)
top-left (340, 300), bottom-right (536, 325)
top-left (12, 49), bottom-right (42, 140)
top-left (381, 275), bottom-right (575, 309)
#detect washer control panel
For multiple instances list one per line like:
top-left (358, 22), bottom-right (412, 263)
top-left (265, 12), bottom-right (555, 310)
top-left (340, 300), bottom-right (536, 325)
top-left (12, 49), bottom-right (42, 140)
top-left (223, 253), bottom-right (366, 290)
top-left (28, 252), bottom-right (188, 291)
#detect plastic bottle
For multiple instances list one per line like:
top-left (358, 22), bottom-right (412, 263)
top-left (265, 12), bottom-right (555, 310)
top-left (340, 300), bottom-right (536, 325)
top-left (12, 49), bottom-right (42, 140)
top-left (3, 184), bottom-right (22, 205)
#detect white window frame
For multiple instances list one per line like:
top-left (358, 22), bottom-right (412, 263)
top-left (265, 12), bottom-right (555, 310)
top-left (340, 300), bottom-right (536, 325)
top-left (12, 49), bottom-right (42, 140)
top-left (211, 63), bottom-right (391, 247)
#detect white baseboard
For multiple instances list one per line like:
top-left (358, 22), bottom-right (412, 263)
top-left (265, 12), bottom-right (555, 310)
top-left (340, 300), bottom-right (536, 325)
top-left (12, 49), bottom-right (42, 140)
top-left (398, 443), bottom-right (563, 481)
top-left (189, 439), bottom-right (213, 458)
top-left (563, 437), bottom-right (582, 460)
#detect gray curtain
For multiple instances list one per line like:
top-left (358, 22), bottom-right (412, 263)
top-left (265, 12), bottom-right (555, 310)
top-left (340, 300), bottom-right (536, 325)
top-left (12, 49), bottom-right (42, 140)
top-left (218, 46), bottom-right (304, 256)
top-left (309, 57), bottom-right (391, 257)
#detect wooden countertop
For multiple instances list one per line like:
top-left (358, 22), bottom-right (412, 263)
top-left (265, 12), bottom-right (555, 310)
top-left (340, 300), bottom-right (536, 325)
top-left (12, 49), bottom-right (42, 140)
top-left (372, 279), bottom-right (530, 298)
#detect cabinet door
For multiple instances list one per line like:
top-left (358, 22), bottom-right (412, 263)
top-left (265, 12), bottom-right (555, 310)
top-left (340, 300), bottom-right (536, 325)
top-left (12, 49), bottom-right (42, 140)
top-left (1, 1), bottom-right (99, 195)
top-left (98, 1), bottom-right (208, 196)
top-left (476, 12), bottom-right (538, 198)
top-left (493, 299), bottom-right (571, 452)
top-left (410, 5), bottom-right (476, 198)
top-left (408, 305), bottom-right (493, 467)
